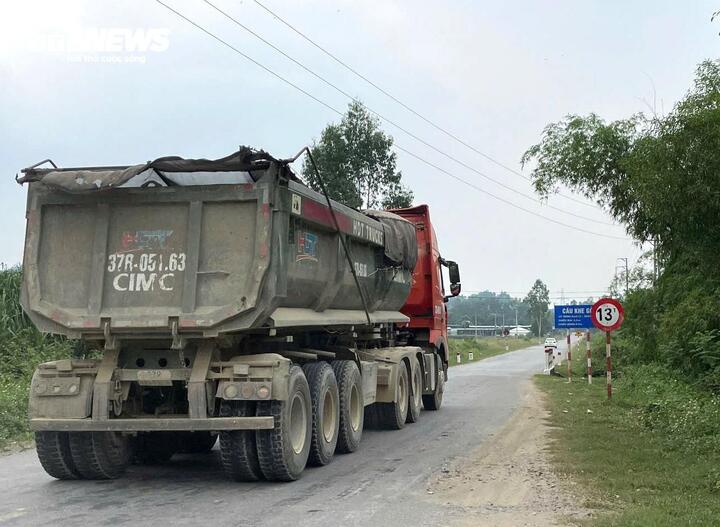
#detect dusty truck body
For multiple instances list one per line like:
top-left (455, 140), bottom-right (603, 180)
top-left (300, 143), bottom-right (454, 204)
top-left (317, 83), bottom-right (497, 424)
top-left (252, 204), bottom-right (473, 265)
top-left (18, 148), bottom-right (460, 481)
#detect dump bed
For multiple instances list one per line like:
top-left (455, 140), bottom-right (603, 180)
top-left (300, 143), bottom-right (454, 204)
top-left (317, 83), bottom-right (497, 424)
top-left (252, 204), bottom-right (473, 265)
top-left (19, 150), bottom-right (417, 339)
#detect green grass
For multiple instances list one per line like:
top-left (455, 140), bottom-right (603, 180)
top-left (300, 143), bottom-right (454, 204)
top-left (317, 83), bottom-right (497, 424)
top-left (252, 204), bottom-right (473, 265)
top-left (0, 266), bottom-right (77, 450)
top-left (535, 345), bottom-right (720, 526)
top-left (448, 336), bottom-right (533, 367)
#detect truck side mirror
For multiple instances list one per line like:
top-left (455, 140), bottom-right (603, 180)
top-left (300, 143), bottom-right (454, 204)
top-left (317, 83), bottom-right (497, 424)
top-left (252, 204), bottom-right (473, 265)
top-left (440, 258), bottom-right (461, 302)
top-left (448, 261), bottom-right (460, 286)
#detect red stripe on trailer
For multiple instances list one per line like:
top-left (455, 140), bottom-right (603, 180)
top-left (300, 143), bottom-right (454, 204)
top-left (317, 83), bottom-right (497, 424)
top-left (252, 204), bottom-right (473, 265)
top-left (301, 198), bottom-right (353, 233)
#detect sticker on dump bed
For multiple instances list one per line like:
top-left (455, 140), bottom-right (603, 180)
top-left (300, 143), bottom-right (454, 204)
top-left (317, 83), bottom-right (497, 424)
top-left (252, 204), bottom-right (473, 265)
top-left (120, 230), bottom-right (174, 252)
top-left (291, 193), bottom-right (302, 215)
top-left (296, 230), bottom-right (318, 263)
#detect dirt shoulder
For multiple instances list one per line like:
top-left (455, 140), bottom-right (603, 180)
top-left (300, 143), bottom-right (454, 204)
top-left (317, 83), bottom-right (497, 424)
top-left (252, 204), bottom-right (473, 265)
top-left (427, 380), bottom-right (589, 527)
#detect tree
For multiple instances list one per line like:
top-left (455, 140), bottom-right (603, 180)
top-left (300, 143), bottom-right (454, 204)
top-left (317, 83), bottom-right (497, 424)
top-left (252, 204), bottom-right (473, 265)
top-left (521, 60), bottom-right (720, 388)
top-left (524, 279), bottom-right (550, 338)
top-left (302, 101), bottom-right (413, 210)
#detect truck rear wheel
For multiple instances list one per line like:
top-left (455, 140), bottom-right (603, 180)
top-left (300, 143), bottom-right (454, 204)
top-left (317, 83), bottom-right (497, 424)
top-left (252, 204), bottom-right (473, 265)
top-left (134, 432), bottom-right (177, 464)
top-left (35, 431), bottom-right (80, 480)
top-left (303, 362), bottom-right (339, 466)
top-left (331, 360), bottom-right (364, 454)
top-left (219, 401), bottom-right (262, 482)
top-left (68, 432), bottom-right (132, 479)
top-left (422, 354), bottom-right (445, 411)
top-left (256, 365), bottom-right (311, 481)
top-left (377, 363), bottom-right (409, 430)
top-left (406, 358), bottom-right (422, 423)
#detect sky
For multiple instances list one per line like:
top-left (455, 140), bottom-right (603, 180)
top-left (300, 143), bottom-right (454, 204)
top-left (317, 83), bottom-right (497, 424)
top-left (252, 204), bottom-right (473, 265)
top-left (1, 0), bottom-right (717, 303)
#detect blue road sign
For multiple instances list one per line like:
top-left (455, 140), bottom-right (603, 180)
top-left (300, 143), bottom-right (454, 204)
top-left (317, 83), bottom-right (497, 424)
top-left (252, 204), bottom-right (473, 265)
top-left (554, 304), bottom-right (593, 329)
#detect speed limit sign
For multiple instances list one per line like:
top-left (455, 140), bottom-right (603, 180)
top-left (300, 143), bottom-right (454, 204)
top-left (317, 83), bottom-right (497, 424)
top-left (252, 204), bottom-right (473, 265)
top-left (591, 298), bottom-right (624, 332)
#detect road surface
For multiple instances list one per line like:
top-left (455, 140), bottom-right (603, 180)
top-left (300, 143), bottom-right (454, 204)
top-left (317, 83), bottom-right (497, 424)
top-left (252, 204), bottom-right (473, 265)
top-left (0, 341), bottom-right (552, 527)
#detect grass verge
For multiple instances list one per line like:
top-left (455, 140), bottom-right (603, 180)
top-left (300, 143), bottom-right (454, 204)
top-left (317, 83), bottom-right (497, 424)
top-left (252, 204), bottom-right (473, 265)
top-left (535, 345), bottom-right (720, 526)
top-left (0, 266), bottom-right (77, 451)
top-left (448, 337), bottom-right (533, 367)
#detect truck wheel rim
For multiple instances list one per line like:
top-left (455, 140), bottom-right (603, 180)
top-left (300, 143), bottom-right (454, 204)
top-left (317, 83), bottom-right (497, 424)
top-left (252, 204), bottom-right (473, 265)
top-left (398, 372), bottom-right (408, 420)
top-left (413, 368), bottom-right (422, 408)
top-left (322, 389), bottom-right (337, 443)
top-left (289, 393), bottom-right (307, 454)
top-left (349, 384), bottom-right (361, 432)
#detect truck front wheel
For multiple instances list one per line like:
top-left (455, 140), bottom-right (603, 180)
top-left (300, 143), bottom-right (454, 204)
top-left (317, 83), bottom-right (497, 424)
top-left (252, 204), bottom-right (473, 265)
top-left (422, 354), bottom-right (445, 411)
top-left (332, 360), bottom-right (364, 453)
top-left (256, 365), bottom-right (311, 481)
top-left (377, 363), bottom-right (409, 430)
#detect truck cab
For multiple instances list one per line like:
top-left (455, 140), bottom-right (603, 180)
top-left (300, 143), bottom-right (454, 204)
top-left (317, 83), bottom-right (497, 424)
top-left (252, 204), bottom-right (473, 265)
top-left (393, 205), bottom-right (461, 370)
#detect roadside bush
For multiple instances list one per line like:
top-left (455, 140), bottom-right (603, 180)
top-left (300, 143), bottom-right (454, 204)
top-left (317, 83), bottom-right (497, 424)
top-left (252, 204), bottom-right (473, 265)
top-left (0, 265), bottom-right (77, 447)
top-left (618, 364), bottom-right (720, 454)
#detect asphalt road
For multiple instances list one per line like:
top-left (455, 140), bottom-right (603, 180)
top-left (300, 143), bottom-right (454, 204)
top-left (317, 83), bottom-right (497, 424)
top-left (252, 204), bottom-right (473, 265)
top-left (0, 341), bottom-right (551, 527)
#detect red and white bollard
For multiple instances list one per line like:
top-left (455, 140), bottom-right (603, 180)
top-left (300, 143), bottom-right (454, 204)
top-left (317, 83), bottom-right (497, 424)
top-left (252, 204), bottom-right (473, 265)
top-left (586, 330), bottom-right (592, 384)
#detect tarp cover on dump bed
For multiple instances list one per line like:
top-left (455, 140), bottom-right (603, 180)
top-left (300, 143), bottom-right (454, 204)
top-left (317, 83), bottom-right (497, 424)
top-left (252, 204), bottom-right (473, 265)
top-left (18, 148), bottom-right (289, 193)
top-left (365, 210), bottom-right (418, 271)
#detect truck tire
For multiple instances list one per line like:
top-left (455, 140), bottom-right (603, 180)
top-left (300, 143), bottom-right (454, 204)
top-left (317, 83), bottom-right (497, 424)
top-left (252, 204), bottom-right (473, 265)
top-left (363, 403), bottom-right (378, 430)
top-left (68, 432), bottom-right (132, 479)
top-left (256, 365), bottom-right (311, 481)
top-left (332, 360), bottom-right (364, 453)
top-left (177, 432), bottom-right (218, 454)
top-left (219, 401), bottom-right (262, 482)
top-left (303, 362), bottom-right (339, 466)
top-left (422, 354), bottom-right (445, 411)
top-left (406, 358), bottom-right (423, 423)
top-left (133, 432), bottom-right (177, 464)
top-left (377, 363), bottom-right (409, 430)
top-left (35, 431), bottom-right (80, 480)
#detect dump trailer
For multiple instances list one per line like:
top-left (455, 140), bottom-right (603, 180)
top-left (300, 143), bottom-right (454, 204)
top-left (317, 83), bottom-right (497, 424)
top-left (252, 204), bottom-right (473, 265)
top-left (17, 148), bottom-right (461, 481)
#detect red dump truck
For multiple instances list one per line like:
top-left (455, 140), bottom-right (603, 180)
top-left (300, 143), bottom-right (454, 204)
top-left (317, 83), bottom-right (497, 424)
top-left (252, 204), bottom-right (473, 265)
top-left (18, 148), bottom-right (460, 481)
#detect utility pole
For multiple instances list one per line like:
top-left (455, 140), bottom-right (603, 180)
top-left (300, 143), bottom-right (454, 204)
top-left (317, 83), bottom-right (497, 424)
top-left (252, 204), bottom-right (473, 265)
top-left (514, 308), bottom-right (518, 338)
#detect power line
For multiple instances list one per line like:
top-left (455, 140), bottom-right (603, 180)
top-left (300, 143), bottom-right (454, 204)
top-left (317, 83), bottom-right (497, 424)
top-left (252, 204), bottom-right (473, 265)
top-left (252, 0), bottom-right (603, 211)
top-left (199, 0), bottom-right (619, 228)
top-left (461, 290), bottom-right (610, 294)
top-left (393, 144), bottom-right (629, 240)
top-left (153, 0), bottom-right (630, 241)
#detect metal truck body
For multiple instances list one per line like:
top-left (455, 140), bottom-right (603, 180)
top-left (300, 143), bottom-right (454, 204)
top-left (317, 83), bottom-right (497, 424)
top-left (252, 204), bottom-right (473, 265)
top-left (18, 148), bottom-right (460, 481)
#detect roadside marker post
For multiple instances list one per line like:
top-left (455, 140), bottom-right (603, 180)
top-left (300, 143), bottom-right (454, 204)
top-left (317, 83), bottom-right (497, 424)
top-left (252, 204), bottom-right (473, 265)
top-left (566, 330), bottom-right (572, 382)
top-left (586, 330), bottom-right (592, 384)
top-left (468, 350), bottom-right (474, 361)
top-left (605, 331), bottom-right (612, 398)
top-left (590, 298), bottom-right (624, 400)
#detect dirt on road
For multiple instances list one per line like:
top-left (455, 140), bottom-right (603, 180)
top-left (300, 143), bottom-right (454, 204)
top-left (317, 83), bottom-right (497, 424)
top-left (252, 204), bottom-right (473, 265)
top-left (427, 380), bottom-right (590, 527)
